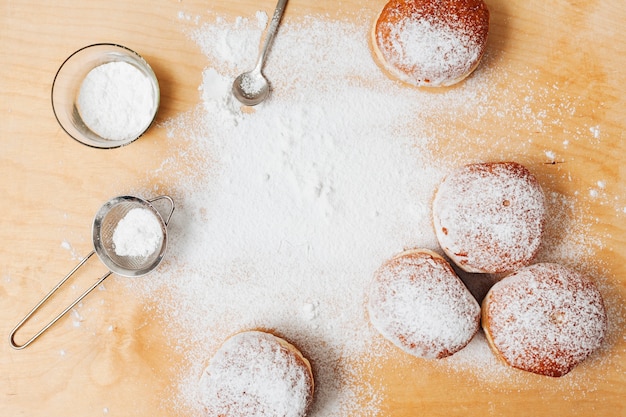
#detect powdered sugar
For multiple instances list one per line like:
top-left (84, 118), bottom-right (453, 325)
top-left (77, 61), bottom-right (156, 141)
top-left (199, 331), bottom-right (313, 417)
top-left (368, 250), bottom-right (480, 359)
top-left (141, 14), bottom-right (444, 416)
top-left (112, 208), bottom-right (163, 257)
top-left (141, 14), bottom-right (442, 417)
top-left (238, 72), bottom-right (265, 95)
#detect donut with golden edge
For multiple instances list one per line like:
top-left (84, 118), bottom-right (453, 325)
top-left (372, 0), bottom-right (490, 87)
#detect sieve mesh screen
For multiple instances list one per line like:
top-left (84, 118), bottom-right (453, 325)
top-left (96, 199), bottom-right (165, 273)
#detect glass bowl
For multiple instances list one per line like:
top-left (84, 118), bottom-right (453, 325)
top-left (51, 43), bottom-right (160, 149)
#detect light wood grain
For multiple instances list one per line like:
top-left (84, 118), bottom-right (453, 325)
top-left (1, 0), bottom-right (625, 416)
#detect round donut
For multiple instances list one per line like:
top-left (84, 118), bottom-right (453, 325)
top-left (372, 0), bottom-right (489, 87)
top-left (367, 248), bottom-right (480, 359)
top-left (432, 161), bottom-right (546, 274)
top-left (200, 331), bottom-right (314, 417)
top-left (482, 263), bottom-right (607, 377)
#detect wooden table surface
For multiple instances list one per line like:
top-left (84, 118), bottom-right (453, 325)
top-left (1, 0), bottom-right (625, 416)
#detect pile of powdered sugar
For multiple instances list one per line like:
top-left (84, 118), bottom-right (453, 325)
top-left (77, 61), bottom-right (156, 141)
top-left (112, 208), bottom-right (163, 258)
top-left (120, 10), bottom-right (626, 417)
top-left (149, 15), bottom-right (439, 416)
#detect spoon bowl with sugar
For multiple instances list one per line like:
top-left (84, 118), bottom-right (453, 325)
top-left (232, 0), bottom-right (289, 106)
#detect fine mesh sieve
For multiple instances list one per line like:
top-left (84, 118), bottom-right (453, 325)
top-left (9, 195), bottom-right (174, 350)
top-left (93, 196), bottom-right (171, 277)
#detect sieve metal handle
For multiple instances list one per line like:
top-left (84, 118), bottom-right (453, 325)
top-left (148, 195), bottom-right (175, 225)
top-left (9, 251), bottom-right (112, 350)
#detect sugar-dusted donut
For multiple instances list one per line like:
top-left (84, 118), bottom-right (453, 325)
top-left (372, 0), bottom-right (489, 87)
top-left (367, 248), bottom-right (480, 358)
top-left (433, 162), bottom-right (546, 273)
top-left (200, 331), bottom-right (314, 417)
top-left (482, 263), bottom-right (607, 377)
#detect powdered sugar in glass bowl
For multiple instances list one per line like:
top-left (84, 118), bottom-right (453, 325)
top-left (51, 43), bottom-right (160, 149)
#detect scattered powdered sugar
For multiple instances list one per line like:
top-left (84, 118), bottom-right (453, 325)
top-left (77, 61), bottom-right (156, 141)
top-left (367, 251), bottom-right (480, 359)
top-left (545, 150), bottom-right (556, 160)
top-left (120, 10), bottom-right (626, 417)
top-left (144, 13), bottom-right (441, 416)
top-left (199, 331), bottom-right (313, 417)
top-left (60, 239), bottom-right (82, 260)
top-left (112, 208), bottom-right (163, 257)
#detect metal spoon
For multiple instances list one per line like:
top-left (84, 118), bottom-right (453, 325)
top-left (232, 0), bottom-right (289, 106)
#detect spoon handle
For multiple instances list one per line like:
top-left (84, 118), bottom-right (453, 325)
top-left (255, 0), bottom-right (289, 72)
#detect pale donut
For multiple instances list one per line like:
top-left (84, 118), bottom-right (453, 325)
top-left (200, 331), bottom-right (314, 417)
top-left (367, 248), bottom-right (480, 359)
top-left (482, 263), bottom-right (607, 377)
top-left (433, 162), bottom-right (546, 274)
top-left (372, 0), bottom-right (489, 87)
